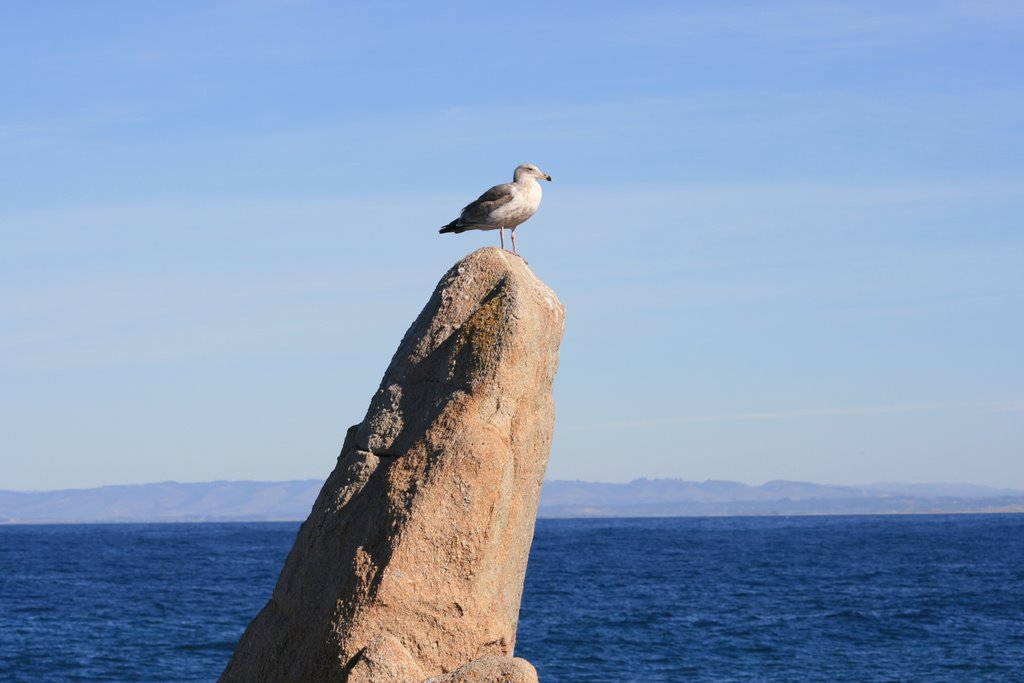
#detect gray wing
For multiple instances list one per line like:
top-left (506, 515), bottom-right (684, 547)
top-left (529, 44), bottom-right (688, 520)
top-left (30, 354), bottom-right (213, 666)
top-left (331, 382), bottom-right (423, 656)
top-left (458, 182), bottom-right (515, 225)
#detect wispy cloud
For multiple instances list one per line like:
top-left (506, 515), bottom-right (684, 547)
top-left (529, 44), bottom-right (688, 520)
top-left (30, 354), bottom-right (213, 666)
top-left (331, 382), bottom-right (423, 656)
top-left (582, 401), bottom-right (1024, 429)
top-left (590, 1), bottom-right (1024, 50)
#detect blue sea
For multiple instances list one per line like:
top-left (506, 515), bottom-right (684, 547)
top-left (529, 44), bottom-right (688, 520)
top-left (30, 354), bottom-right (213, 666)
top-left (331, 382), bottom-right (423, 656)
top-left (2, 515), bottom-right (1023, 682)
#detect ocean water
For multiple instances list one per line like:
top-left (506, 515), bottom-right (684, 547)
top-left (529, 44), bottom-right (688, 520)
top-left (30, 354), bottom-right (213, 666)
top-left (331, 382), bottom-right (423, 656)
top-left (1, 515), bottom-right (1022, 682)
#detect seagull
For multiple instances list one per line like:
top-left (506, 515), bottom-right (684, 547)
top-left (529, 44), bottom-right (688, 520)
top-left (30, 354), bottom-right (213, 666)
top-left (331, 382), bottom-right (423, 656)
top-left (439, 163), bottom-right (552, 255)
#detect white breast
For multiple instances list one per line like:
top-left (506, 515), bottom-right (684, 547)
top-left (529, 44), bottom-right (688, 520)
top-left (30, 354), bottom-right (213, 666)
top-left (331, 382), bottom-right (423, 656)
top-left (492, 180), bottom-right (543, 228)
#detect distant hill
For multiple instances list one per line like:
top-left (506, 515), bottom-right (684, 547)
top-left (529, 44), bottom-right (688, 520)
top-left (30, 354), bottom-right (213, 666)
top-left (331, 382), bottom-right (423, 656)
top-left (538, 479), bottom-right (1024, 517)
top-left (0, 480), bottom-right (324, 524)
top-left (2, 478), bottom-right (1023, 524)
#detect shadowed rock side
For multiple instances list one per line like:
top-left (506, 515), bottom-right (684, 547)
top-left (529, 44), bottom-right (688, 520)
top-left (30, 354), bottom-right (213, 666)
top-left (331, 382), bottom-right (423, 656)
top-left (220, 248), bottom-right (564, 683)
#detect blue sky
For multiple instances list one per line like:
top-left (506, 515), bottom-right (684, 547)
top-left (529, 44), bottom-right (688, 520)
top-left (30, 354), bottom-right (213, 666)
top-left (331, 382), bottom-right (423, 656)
top-left (3, 1), bottom-right (1022, 490)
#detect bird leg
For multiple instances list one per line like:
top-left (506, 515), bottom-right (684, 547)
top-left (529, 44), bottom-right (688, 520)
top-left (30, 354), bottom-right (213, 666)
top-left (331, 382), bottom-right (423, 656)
top-left (510, 229), bottom-right (527, 262)
top-left (499, 227), bottom-right (505, 250)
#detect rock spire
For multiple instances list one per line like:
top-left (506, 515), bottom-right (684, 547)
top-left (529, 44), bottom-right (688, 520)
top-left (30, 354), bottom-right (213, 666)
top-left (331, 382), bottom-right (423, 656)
top-left (220, 247), bottom-right (564, 682)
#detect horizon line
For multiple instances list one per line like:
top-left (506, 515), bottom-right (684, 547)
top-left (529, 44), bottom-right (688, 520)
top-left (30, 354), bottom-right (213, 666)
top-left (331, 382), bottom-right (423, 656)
top-left (4, 475), bottom-right (1024, 496)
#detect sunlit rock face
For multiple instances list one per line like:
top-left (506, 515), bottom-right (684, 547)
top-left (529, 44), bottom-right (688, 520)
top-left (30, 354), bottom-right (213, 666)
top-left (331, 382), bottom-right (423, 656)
top-left (220, 247), bottom-right (563, 682)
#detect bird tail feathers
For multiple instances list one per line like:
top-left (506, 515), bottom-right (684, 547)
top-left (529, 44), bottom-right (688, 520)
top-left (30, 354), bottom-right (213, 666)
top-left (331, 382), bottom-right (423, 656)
top-left (439, 221), bottom-right (465, 234)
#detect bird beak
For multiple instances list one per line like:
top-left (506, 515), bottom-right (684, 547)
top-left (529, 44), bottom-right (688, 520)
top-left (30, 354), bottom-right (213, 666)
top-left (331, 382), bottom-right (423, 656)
top-left (544, 174), bottom-right (552, 181)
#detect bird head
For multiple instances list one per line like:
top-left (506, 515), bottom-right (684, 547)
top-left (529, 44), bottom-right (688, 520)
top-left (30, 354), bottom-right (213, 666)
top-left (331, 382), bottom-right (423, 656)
top-left (514, 163), bottom-right (552, 183)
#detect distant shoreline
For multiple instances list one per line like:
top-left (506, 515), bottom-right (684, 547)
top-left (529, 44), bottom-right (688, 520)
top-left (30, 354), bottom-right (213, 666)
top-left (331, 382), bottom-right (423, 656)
top-left (3, 478), bottom-right (1023, 524)
top-left (5, 511), bottom-right (1024, 526)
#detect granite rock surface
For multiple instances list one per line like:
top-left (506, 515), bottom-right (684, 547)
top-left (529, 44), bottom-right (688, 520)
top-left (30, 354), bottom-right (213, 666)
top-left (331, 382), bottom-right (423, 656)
top-left (220, 248), bottom-right (564, 682)
top-left (422, 655), bottom-right (539, 683)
